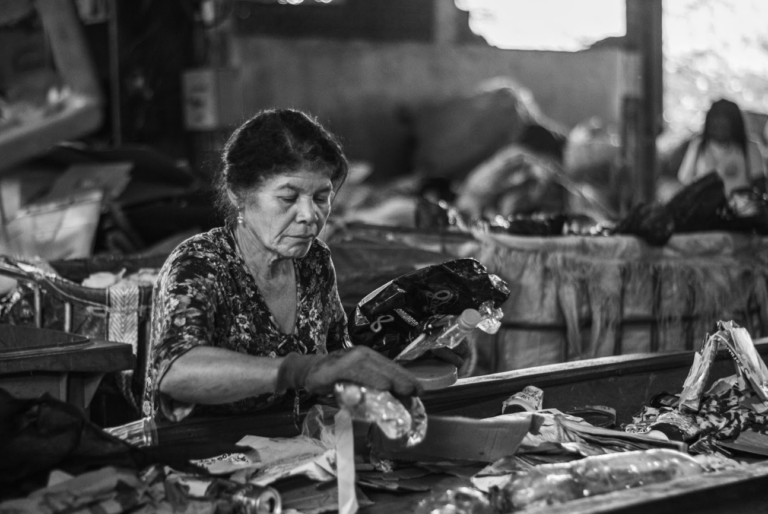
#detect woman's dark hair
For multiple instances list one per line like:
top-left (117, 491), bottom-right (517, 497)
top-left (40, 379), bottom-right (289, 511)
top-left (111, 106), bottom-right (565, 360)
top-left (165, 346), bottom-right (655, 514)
top-left (214, 108), bottom-right (349, 223)
top-left (699, 98), bottom-right (748, 160)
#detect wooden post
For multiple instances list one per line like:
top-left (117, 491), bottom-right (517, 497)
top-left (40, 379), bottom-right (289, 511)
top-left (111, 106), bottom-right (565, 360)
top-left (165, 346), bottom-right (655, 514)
top-left (433, 0), bottom-right (459, 46)
top-left (625, 0), bottom-right (663, 205)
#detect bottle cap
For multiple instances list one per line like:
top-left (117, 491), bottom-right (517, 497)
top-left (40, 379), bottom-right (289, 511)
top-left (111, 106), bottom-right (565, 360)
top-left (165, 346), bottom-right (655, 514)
top-left (458, 308), bottom-right (482, 331)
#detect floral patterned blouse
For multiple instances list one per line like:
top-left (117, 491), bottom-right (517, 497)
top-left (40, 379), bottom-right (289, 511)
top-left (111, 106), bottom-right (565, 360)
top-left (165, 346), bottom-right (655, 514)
top-left (142, 227), bottom-right (350, 422)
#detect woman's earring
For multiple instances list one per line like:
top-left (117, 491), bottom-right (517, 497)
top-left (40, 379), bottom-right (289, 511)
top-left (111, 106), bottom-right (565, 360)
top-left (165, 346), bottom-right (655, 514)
top-left (237, 211), bottom-right (244, 225)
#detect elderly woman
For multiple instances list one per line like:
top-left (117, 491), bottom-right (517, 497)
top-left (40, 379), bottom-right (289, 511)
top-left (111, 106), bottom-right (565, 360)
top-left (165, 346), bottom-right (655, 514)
top-left (143, 109), bottom-right (421, 422)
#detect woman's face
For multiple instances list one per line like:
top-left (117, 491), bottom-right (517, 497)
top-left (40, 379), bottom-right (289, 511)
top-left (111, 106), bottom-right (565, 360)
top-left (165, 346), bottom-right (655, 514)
top-left (238, 169), bottom-right (333, 259)
top-left (708, 114), bottom-right (734, 144)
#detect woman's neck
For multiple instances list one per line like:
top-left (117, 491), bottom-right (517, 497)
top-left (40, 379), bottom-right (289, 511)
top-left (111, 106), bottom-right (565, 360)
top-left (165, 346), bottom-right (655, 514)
top-left (233, 225), bottom-right (293, 284)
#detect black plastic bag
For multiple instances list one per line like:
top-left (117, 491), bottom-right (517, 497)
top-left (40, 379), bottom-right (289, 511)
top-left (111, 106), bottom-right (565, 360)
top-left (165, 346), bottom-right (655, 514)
top-left (612, 203), bottom-right (676, 246)
top-left (349, 258), bottom-right (510, 358)
top-left (0, 388), bottom-right (202, 499)
top-left (666, 172), bottom-right (727, 233)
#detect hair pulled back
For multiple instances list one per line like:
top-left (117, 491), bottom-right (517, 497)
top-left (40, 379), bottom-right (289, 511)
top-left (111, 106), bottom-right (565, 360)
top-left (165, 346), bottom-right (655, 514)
top-left (215, 108), bottom-right (348, 224)
top-left (700, 98), bottom-right (748, 158)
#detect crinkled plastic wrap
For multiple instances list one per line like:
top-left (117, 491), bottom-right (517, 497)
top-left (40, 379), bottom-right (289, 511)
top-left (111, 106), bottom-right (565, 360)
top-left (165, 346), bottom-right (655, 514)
top-left (416, 487), bottom-right (493, 514)
top-left (104, 417), bottom-right (157, 447)
top-left (501, 385), bottom-right (544, 414)
top-left (334, 382), bottom-right (427, 447)
top-left (727, 188), bottom-right (766, 218)
top-left (648, 410), bottom-right (700, 441)
top-left (678, 331), bottom-right (720, 413)
top-left (718, 320), bottom-right (768, 401)
top-left (349, 258), bottom-right (510, 358)
top-left (502, 449), bottom-right (703, 509)
top-left (476, 301), bottom-right (503, 335)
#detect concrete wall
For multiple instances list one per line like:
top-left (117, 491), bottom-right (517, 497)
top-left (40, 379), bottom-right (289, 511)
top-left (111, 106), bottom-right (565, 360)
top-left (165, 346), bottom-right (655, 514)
top-left (232, 37), bottom-right (634, 180)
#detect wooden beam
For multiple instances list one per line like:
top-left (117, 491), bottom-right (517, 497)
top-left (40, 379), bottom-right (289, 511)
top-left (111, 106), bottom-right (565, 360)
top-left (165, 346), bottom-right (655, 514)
top-left (433, 0), bottom-right (459, 45)
top-left (625, 0), bottom-right (663, 205)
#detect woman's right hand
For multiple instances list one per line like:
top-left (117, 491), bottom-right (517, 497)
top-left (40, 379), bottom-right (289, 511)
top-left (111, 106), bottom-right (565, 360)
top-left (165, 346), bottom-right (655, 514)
top-left (277, 346), bottom-right (423, 398)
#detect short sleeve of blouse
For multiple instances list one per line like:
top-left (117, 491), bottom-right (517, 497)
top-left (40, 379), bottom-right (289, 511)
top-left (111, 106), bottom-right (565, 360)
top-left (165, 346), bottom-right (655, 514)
top-left (144, 241), bottom-right (221, 421)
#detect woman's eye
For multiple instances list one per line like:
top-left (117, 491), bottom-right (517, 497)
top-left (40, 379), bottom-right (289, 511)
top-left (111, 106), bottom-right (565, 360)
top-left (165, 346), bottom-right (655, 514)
top-left (279, 197), bottom-right (297, 204)
top-left (314, 195), bottom-right (330, 204)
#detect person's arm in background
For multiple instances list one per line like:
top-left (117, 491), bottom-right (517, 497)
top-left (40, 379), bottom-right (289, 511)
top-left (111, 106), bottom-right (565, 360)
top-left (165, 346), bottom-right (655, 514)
top-left (677, 135), bottom-right (702, 185)
top-left (747, 138), bottom-right (767, 192)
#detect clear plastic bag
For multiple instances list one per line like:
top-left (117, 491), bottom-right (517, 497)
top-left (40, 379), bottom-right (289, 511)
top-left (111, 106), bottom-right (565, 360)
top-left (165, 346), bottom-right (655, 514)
top-left (334, 382), bottom-right (427, 447)
top-left (476, 301), bottom-right (503, 335)
top-left (395, 301), bottom-right (504, 362)
top-left (502, 449), bottom-right (703, 509)
top-left (103, 417), bottom-right (157, 447)
top-left (396, 308), bottom-right (482, 362)
top-left (416, 487), bottom-right (493, 514)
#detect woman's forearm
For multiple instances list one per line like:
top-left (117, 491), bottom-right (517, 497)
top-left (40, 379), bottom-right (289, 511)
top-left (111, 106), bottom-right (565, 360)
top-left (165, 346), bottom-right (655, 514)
top-left (159, 346), bottom-right (282, 404)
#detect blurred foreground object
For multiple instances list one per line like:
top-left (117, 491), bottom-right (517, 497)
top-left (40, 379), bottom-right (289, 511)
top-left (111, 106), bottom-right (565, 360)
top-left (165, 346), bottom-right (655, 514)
top-left (497, 449), bottom-right (702, 510)
top-left (416, 487), bottom-right (493, 514)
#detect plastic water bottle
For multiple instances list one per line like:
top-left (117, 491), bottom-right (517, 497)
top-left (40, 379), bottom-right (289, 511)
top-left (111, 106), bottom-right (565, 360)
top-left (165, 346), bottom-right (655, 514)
top-left (397, 308), bottom-right (483, 361)
top-left (501, 449), bottom-right (703, 510)
top-left (335, 382), bottom-right (427, 447)
top-left (433, 308), bottom-right (484, 348)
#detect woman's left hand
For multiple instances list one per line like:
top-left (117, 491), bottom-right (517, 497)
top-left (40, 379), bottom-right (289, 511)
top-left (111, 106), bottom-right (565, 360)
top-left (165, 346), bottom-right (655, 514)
top-left (278, 346), bottom-right (424, 398)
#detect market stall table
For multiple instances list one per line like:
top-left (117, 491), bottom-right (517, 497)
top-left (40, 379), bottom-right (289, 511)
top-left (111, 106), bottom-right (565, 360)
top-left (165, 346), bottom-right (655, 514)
top-left (473, 230), bottom-right (768, 373)
top-left (153, 338), bottom-right (768, 513)
top-left (0, 324), bottom-right (134, 411)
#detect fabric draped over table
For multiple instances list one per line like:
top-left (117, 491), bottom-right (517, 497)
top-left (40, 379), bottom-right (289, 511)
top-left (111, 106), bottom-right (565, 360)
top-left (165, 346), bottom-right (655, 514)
top-left (107, 282), bottom-right (142, 411)
top-left (472, 232), bottom-right (768, 373)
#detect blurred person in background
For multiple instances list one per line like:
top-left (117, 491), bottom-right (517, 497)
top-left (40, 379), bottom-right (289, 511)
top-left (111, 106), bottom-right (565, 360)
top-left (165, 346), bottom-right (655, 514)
top-left (677, 98), bottom-right (766, 195)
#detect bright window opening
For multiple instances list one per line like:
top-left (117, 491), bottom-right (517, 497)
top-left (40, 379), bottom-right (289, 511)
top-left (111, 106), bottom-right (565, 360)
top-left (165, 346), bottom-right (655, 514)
top-left (455, 0), bottom-right (625, 51)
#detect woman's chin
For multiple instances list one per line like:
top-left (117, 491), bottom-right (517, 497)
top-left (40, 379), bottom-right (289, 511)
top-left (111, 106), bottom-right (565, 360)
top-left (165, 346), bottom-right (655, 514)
top-left (279, 240), bottom-right (314, 259)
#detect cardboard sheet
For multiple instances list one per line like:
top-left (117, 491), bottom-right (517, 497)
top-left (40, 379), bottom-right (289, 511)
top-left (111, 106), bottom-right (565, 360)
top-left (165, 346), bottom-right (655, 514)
top-left (374, 414), bottom-right (534, 463)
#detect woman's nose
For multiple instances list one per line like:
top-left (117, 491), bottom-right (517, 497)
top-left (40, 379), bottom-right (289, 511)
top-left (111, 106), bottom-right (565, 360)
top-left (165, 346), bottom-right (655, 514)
top-left (296, 197), bottom-right (319, 223)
